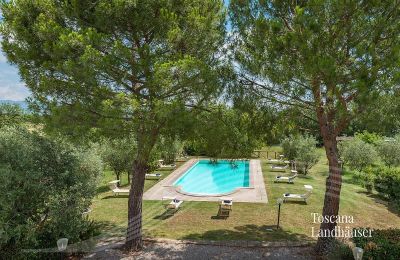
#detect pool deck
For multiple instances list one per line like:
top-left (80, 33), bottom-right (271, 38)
top-left (143, 159), bottom-right (268, 203)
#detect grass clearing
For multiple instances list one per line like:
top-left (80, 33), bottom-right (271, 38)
top-left (89, 149), bottom-right (400, 242)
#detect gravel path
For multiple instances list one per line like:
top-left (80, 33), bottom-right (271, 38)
top-left (84, 241), bottom-right (316, 259)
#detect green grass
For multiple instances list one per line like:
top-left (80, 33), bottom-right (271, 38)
top-left (89, 149), bottom-right (400, 242)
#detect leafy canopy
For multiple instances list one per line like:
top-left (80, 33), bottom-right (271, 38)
top-left (338, 138), bottom-right (378, 171)
top-left (281, 134), bottom-right (319, 174)
top-left (230, 0), bottom-right (400, 137)
top-left (0, 126), bottom-right (102, 258)
top-left (0, 0), bottom-right (226, 143)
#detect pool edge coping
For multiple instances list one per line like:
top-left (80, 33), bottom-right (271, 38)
top-left (143, 158), bottom-right (268, 203)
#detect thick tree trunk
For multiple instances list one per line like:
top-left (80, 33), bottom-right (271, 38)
top-left (125, 159), bottom-right (148, 251)
top-left (125, 126), bottom-right (160, 251)
top-left (315, 127), bottom-right (342, 253)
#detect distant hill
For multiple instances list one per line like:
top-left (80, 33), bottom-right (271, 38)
top-left (0, 100), bottom-right (29, 111)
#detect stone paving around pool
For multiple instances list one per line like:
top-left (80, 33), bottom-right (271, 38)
top-left (143, 159), bottom-right (268, 203)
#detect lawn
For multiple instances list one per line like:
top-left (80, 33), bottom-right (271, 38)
top-left (89, 148), bottom-right (400, 242)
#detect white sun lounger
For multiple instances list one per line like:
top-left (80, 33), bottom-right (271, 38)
top-left (108, 180), bottom-right (130, 196)
top-left (165, 198), bottom-right (183, 213)
top-left (145, 173), bottom-right (162, 180)
top-left (275, 171), bottom-right (298, 183)
top-left (220, 197), bottom-right (233, 210)
top-left (283, 185), bottom-right (313, 203)
top-left (158, 160), bottom-right (176, 169)
top-left (267, 158), bottom-right (281, 164)
top-left (218, 197), bottom-right (233, 217)
top-left (271, 164), bottom-right (289, 172)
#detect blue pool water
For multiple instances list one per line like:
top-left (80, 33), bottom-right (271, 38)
top-left (173, 160), bottom-right (250, 195)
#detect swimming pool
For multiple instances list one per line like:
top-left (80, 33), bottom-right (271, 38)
top-left (173, 160), bottom-right (250, 195)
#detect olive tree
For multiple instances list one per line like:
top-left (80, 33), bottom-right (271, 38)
top-left (100, 136), bottom-right (136, 185)
top-left (376, 136), bottom-right (400, 167)
top-left (339, 138), bottom-right (378, 171)
top-left (282, 135), bottom-right (319, 174)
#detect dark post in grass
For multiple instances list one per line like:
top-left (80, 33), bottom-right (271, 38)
top-left (276, 198), bottom-right (284, 229)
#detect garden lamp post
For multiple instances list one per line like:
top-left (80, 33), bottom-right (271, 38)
top-left (57, 238), bottom-right (68, 252)
top-left (352, 247), bottom-right (364, 260)
top-left (276, 198), bottom-right (284, 229)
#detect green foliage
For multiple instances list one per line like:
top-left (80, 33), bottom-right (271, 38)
top-left (376, 137), bottom-right (400, 167)
top-left (0, 0), bottom-right (226, 139)
top-left (229, 0), bottom-right (400, 139)
top-left (155, 137), bottom-right (184, 164)
top-left (360, 167), bottom-right (376, 193)
top-left (0, 127), bottom-right (102, 258)
top-left (1, 0), bottom-right (226, 246)
top-left (350, 91), bottom-right (400, 136)
top-left (355, 131), bottom-right (382, 145)
top-left (100, 136), bottom-right (136, 182)
top-left (0, 103), bottom-right (26, 128)
top-left (353, 228), bottom-right (400, 260)
top-left (325, 240), bottom-right (354, 260)
top-left (281, 136), bottom-right (298, 160)
top-left (339, 139), bottom-right (378, 171)
top-left (281, 135), bottom-right (319, 174)
top-left (373, 166), bottom-right (400, 210)
top-left (190, 107), bottom-right (263, 159)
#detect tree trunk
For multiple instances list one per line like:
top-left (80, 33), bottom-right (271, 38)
top-left (115, 172), bottom-right (121, 187)
top-left (315, 127), bottom-right (342, 253)
top-left (125, 159), bottom-right (148, 251)
top-left (125, 126), bottom-right (160, 251)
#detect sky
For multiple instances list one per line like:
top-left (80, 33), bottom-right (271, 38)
top-left (0, 1), bottom-right (231, 101)
top-left (0, 6), bottom-right (31, 101)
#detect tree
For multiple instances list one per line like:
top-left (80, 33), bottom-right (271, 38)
top-left (100, 136), bottom-right (136, 185)
top-left (229, 0), bottom-right (400, 253)
top-left (1, 0), bottom-right (225, 250)
top-left (338, 138), bottom-right (378, 171)
top-left (155, 136), bottom-right (184, 164)
top-left (376, 136), bottom-right (400, 167)
top-left (348, 90), bottom-right (400, 136)
top-left (282, 135), bottom-right (319, 174)
top-left (188, 106), bottom-right (264, 159)
top-left (0, 126), bottom-right (102, 259)
top-left (0, 103), bottom-right (26, 127)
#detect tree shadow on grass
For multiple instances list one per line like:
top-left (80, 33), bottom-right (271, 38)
top-left (95, 221), bottom-right (127, 238)
top-left (153, 210), bottom-right (178, 220)
top-left (182, 224), bottom-right (312, 242)
top-left (356, 190), bottom-right (400, 216)
top-left (297, 175), bottom-right (314, 180)
top-left (102, 195), bottom-right (129, 199)
top-left (282, 201), bottom-right (308, 205)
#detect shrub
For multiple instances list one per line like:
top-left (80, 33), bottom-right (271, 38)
top-left (281, 135), bottom-right (319, 174)
top-left (0, 127), bottom-right (102, 259)
top-left (376, 138), bottom-right (400, 167)
top-left (326, 239), bottom-right (354, 260)
top-left (355, 131), bottom-right (383, 145)
top-left (339, 138), bottom-right (378, 171)
top-left (373, 166), bottom-right (400, 210)
top-left (361, 167), bottom-right (376, 193)
top-left (353, 228), bottom-right (400, 260)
